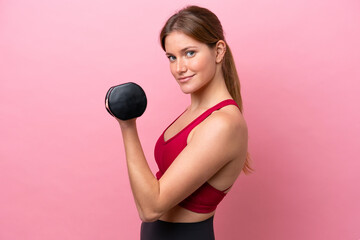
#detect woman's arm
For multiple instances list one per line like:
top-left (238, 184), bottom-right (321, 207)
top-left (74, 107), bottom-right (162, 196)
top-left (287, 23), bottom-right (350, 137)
top-left (117, 110), bottom-right (247, 222)
top-left (117, 119), bottom-right (160, 221)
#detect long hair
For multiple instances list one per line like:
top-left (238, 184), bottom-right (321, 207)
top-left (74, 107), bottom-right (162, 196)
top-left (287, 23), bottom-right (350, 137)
top-left (160, 5), bottom-right (253, 174)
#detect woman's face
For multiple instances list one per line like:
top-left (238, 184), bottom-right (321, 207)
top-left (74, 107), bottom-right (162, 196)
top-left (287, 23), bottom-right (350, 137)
top-left (164, 31), bottom-right (218, 94)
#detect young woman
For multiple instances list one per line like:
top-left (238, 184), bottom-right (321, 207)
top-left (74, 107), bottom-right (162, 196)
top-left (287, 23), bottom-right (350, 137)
top-left (114, 5), bottom-right (253, 240)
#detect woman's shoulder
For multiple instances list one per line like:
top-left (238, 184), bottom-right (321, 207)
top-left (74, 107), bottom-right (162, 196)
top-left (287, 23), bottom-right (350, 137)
top-left (210, 105), bottom-right (247, 136)
top-left (190, 104), bottom-right (248, 146)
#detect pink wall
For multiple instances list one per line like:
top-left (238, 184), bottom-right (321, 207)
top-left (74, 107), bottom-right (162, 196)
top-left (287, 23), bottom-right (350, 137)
top-left (1, 0), bottom-right (359, 239)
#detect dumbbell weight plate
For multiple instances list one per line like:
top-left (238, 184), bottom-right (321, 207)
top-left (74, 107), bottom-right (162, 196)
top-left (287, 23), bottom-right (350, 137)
top-left (105, 82), bottom-right (147, 120)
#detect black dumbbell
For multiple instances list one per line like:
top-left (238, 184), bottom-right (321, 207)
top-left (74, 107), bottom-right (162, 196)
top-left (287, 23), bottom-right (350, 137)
top-left (105, 82), bottom-right (147, 120)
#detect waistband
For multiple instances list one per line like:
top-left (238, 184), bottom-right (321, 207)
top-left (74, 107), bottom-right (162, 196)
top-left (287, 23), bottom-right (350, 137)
top-left (140, 216), bottom-right (215, 240)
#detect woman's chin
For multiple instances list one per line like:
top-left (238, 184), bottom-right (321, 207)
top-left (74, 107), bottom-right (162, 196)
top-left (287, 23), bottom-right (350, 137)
top-left (179, 87), bottom-right (195, 95)
top-left (179, 84), bottom-right (207, 95)
top-left (178, 82), bottom-right (201, 94)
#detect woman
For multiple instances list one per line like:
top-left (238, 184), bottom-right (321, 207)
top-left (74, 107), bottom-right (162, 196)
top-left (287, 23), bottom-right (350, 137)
top-left (114, 5), bottom-right (253, 240)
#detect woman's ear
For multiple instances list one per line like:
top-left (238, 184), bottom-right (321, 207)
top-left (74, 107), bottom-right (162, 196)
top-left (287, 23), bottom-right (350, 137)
top-left (215, 40), bottom-right (226, 63)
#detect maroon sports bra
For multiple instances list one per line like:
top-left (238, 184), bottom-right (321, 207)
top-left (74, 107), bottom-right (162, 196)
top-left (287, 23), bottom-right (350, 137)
top-left (154, 99), bottom-right (240, 213)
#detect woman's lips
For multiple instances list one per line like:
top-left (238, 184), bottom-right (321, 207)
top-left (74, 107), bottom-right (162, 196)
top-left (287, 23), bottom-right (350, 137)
top-left (178, 74), bottom-right (195, 83)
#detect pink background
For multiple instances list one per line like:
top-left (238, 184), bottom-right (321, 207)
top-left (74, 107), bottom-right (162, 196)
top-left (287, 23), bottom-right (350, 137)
top-left (1, 0), bottom-right (359, 239)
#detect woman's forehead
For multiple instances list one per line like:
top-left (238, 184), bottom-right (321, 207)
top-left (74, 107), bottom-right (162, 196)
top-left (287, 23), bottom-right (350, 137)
top-left (164, 31), bottom-right (203, 52)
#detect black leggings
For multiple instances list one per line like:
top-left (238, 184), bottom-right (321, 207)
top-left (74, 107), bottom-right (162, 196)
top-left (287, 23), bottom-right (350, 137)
top-left (140, 216), bottom-right (215, 240)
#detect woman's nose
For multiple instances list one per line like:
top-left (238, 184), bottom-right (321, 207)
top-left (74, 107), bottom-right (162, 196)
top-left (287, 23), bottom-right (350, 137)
top-left (176, 59), bottom-right (187, 73)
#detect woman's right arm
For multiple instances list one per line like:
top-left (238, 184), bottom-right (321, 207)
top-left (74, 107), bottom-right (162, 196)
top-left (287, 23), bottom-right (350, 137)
top-left (117, 118), bottom-right (161, 222)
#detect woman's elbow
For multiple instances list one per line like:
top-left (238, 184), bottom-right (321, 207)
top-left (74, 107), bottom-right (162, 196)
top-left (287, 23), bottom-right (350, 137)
top-left (139, 208), bottom-right (162, 222)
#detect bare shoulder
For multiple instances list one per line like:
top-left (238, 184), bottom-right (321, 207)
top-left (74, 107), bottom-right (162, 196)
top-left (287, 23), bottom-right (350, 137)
top-left (189, 104), bottom-right (248, 159)
top-left (197, 104), bottom-right (247, 137)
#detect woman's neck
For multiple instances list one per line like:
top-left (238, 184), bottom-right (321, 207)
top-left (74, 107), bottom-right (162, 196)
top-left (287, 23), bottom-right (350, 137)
top-left (189, 71), bottom-right (232, 112)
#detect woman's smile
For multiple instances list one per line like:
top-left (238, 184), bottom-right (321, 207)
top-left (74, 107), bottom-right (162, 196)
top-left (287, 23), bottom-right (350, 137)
top-left (178, 74), bottom-right (195, 83)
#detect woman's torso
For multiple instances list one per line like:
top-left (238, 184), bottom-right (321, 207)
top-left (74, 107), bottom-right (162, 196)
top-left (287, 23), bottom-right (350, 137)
top-left (158, 100), bottom-right (247, 222)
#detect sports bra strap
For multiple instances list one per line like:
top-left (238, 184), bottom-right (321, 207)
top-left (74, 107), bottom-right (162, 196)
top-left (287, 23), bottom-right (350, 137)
top-left (187, 99), bottom-right (239, 129)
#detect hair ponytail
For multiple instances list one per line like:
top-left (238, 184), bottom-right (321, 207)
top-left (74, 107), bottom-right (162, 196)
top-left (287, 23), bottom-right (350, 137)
top-left (222, 45), bottom-right (254, 174)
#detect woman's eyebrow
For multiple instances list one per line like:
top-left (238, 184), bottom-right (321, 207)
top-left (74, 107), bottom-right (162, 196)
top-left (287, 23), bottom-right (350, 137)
top-left (166, 46), bottom-right (198, 55)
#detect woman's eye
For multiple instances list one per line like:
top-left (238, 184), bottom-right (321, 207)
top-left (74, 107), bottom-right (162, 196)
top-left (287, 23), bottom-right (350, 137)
top-left (186, 51), bottom-right (195, 57)
top-left (168, 56), bottom-right (176, 62)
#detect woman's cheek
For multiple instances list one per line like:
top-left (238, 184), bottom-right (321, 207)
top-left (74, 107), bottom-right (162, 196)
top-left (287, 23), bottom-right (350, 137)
top-left (190, 58), bottom-right (202, 72)
top-left (170, 64), bottom-right (177, 77)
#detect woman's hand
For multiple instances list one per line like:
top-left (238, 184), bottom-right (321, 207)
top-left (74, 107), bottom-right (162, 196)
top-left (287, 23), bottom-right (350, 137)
top-left (106, 97), bottom-right (137, 128)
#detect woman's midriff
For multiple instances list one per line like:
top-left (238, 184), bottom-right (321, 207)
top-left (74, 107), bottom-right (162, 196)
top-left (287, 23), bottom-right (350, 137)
top-left (159, 205), bottom-right (215, 223)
